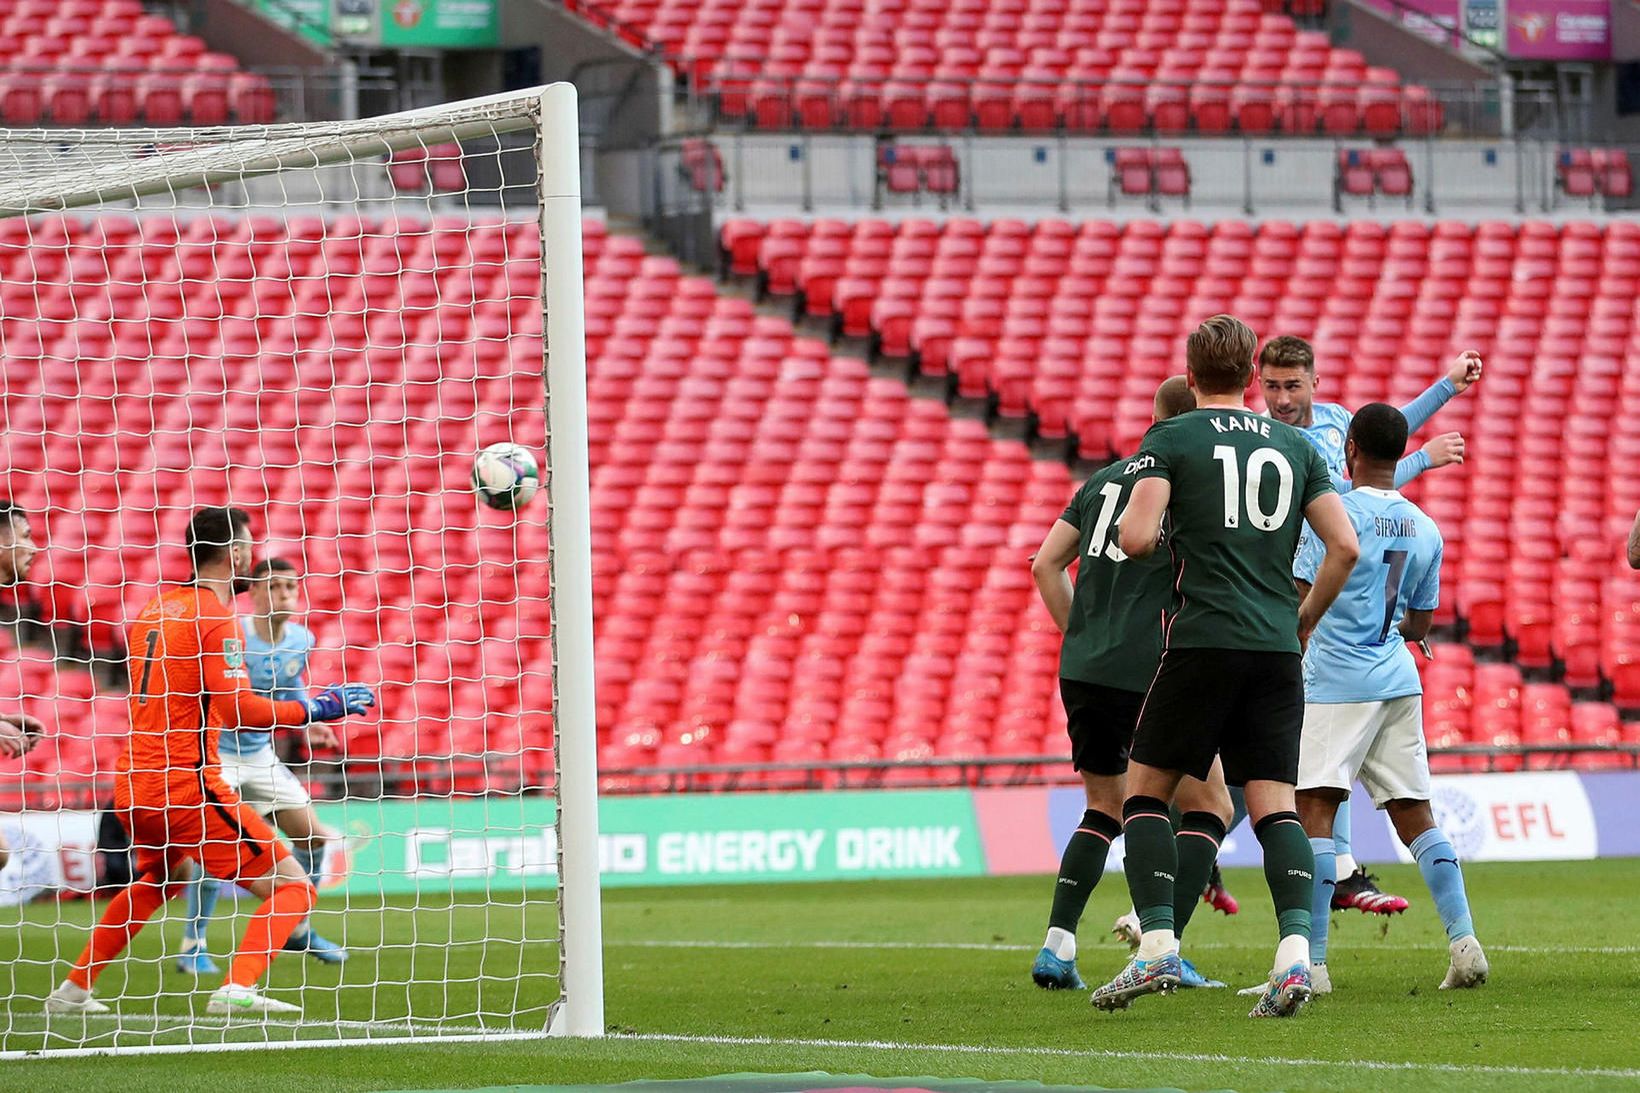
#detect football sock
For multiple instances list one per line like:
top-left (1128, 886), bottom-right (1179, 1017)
top-left (1409, 827), bottom-right (1475, 942)
top-left (68, 871), bottom-right (180, 990)
top-left (293, 840), bottom-right (325, 885)
top-left (1045, 809), bottom-right (1121, 956)
top-left (290, 840), bottom-right (328, 939)
top-left (227, 882), bottom-right (318, 988)
top-left (1228, 786), bottom-right (1248, 833)
top-left (1308, 836), bottom-right (1336, 965)
top-left (1255, 811), bottom-right (1314, 944)
top-left (1171, 811), bottom-right (1227, 939)
top-left (182, 870), bottom-right (222, 947)
top-left (1333, 797), bottom-right (1354, 866)
top-left (1275, 933), bottom-right (1310, 972)
top-left (1121, 796), bottom-right (1178, 936)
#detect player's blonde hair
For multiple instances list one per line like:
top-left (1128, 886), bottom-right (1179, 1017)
top-left (1186, 315), bottom-right (1258, 395)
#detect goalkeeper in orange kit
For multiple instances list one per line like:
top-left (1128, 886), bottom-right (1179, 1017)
top-left (46, 506), bottom-right (374, 1018)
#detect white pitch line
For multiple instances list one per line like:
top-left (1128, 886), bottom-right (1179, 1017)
top-left (614, 938), bottom-right (1640, 956)
top-left (5, 1012), bottom-right (499, 1034)
top-left (618, 1031), bottom-right (1640, 1082)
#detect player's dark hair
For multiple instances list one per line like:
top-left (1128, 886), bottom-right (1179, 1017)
top-left (1185, 315), bottom-right (1258, 395)
top-left (0, 500), bottom-right (29, 539)
top-left (251, 556), bottom-right (298, 579)
top-left (185, 506), bottom-right (250, 572)
top-left (1153, 376), bottom-right (1196, 421)
top-left (1348, 403), bottom-right (1409, 463)
top-left (1258, 335), bottom-right (1315, 373)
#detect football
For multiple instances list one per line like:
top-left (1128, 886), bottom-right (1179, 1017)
top-left (471, 442), bottom-right (541, 511)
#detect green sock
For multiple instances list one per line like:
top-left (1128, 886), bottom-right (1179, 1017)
top-left (1122, 796), bottom-right (1178, 933)
top-left (1172, 811), bottom-right (1228, 939)
top-left (1048, 809), bottom-right (1121, 933)
top-left (1255, 811), bottom-right (1314, 940)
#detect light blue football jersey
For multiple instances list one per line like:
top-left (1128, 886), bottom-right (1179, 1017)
top-left (1278, 380), bottom-right (1457, 492)
top-left (218, 617), bottom-right (314, 755)
top-left (1294, 486), bottom-right (1442, 705)
top-left (1296, 402), bottom-right (1357, 484)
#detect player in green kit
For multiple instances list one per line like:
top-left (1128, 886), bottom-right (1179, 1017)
top-left (1028, 377), bottom-right (1234, 993)
top-left (1089, 315), bottom-right (1361, 1019)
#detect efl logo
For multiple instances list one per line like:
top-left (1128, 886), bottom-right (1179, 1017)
top-left (1416, 773), bottom-right (1597, 863)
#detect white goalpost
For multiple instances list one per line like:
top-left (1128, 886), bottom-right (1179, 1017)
top-left (0, 84), bottom-right (603, 1055)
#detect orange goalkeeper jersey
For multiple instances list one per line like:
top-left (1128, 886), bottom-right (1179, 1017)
top-left (117, 585), bottom-right (307, 803)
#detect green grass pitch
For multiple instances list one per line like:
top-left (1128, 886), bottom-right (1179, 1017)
top-left (1, 859), bottom-right (1636, 1093)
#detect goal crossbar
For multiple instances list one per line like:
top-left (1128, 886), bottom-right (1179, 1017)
top-left (0, 86), bottom-right (561, 219)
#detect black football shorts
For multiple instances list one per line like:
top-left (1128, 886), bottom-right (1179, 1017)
top-left (1059, 678), bottom-right (1147, 777)
top-left (1128, 648), bottom-right (1304, 786)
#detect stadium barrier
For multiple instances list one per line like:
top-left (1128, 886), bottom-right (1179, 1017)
top-left (631, 131), bottom-right (1639, 216)
top-left (4, 768), bottom-right (1635, 902)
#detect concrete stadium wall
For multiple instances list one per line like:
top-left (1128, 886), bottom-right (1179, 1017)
top-left (703, 134), bottom-right (1567, 218)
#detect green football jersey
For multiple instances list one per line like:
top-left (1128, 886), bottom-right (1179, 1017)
top-left (1058, 457), bottom-right (1172, 692)
top-left (1132, 407), bottom-right (1334, 654)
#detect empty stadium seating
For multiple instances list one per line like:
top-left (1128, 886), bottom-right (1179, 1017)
top-left (879, 145), bottom-right (960, 201)
top-left (725, 215), bottom-right (1640, 713)
top-left (1557, 149), bottom-right (1633, 204)
top-left (574, 0), bottom-right (1441, 135)
top-left (0, 213), bottom-right (1087, 801)
top-left (1112, 147), bottom-right (1190, 203)
top-left (0, 209), bottom-right (1628, 805)
top-left (0, 0), bottom-right (272, 126)
top-left (1336, 148), bottom-right (1412, 204)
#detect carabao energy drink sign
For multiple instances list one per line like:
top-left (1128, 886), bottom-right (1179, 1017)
top-left (317, 790), bottom-right (985, 894)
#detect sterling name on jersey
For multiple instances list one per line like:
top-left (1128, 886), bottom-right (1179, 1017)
top-left (1058, 456), bottom-right (1172, 691)
top-left (1294, 486), bottom-right (1441, 704)
top-left (1132, 407), bottom-right (1334, 654)
top-left (218, 617), bottom-right (314, 756)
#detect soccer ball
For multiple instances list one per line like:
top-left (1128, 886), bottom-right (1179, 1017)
top-left (471, 442), bottom-right (541, 511)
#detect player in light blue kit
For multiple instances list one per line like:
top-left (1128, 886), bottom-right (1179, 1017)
top-left (1257, 337), bottom-right (1483, 916)
top-left (178, 557), bottom-right (348, 973)
top-left (1292, 404), bottom-right (1487, 994)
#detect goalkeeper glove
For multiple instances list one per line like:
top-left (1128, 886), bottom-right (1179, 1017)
top-left (301, 684), bottom-right (376, 723)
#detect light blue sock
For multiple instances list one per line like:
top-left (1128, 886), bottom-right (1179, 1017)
top-left (1332, 797), bottom-right (1353, 864)
top-left (1409, 827), bottom-right (1475, 942)
top-left (182, 869), bottom-right (222, 947)
top-left (293, 841), bottom-right (325, 886)
top-left (288, 841), bottom-right (328, 940)
top-left (1308, 836), bottom-right (1335, 965)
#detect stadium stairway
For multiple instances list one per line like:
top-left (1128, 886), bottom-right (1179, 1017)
top-left (0, 212), bottom-right (1631, 809)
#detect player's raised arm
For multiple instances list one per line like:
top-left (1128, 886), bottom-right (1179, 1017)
top-left (1399, 350), bottom-right (1482, 434)
top-left (1296, 492), bottom-right (1361, 643)
top-left (1031, 519), bottom-right (1082, 634)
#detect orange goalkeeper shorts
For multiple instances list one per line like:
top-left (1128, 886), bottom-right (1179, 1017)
top-left (115, 771), bottom-right (291, 882)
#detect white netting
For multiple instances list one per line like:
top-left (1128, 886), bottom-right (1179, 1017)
top-left (0, 87), bottom-right (596, 1055)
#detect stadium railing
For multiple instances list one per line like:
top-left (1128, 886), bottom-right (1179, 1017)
top-left (639, 131), bottom-right (1639, 218)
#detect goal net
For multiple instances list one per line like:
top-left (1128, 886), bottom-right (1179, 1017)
top-left (0, 84), bottom-right (603, 1056)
